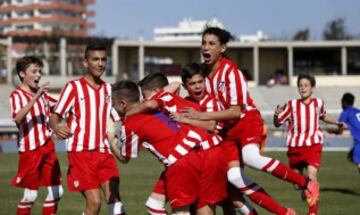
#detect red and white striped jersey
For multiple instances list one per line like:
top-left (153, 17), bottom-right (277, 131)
top-left (53, 77), bottom-right (119, 153)
top-left (205, 57), bottom-right (256, 111)
top-left (186, 93), bottom-right (224, 131)
top-left (120, 113), bottom-right (221, 166)
top-left (9, 88), bottom-right (57, 152)
top-left (277, 98), bottom-right (326, 147)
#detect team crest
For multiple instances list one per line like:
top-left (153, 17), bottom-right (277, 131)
top-left (74, 180), bottom-right (80, 187)
top-left (217, 81), bottom-right (225, 91)
top-left (106, 95), bottom-right (111, 103)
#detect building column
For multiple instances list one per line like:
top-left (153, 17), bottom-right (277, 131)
top-left (253, 45), bottom-right (259, 86)
top-left (112, 41), bottom-right (118, 79)
top-left (138, 41), bottom-right (144, 80)
top-left (341, 46), bottom-right (347, 75)
top-left (287, 45), bottom-right (294, 86)
top-left (6, 37), bottom-right (12, 84)
top-left (60, 38), bottom-right (66, 76)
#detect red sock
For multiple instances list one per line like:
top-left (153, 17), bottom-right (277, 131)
top-left (16, 201), bottom-right (33, 215)
top-left (247, 188), bottom-right (287, 215)
top-left (265, 160), bottom-right (307, 188)
top-left (42, 199), bottom-right (59, 215)
top-left (308, 200), bottom-right (319, 215)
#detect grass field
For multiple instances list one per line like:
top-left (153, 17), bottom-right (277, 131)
top-left (0, 151), bottom-right (360, 215)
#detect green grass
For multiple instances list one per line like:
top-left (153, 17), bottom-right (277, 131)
top-left (0, 151), bottom-right (359, 214)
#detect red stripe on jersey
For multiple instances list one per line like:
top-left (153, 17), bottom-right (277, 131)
top-left (82, 82), bottom-right (91, 150)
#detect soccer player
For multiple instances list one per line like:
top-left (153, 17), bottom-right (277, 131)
top-left (332, 92), bottom-right (360, 173)
top-left (182, 26), bottom-right (318, 212)
top-left (50, 42), bottom-right (125, 215)
top-left (110, 80), bottom-right (226, 215)
top-left (273, 73), bottom-right (343, 215)
top-left (9, 56), bottom-right (63, 215)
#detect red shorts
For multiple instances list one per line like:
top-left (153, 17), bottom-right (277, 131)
top-left (287, 144), bottom-right (323, 171)
top-left (219, 140), bottom-right (242, 170)
top-left (12, 140), bottom-right (61, 190)
top-left (165, 151), bottom-right (201, 209)
top-left (225, 110), bottom-right (264, 148)
top-left (152, 171), bottom-right (166, 195)
top-left (196, 147), bottom-right (227, 209)
top-left (67, 151), bottom-right (119, 191)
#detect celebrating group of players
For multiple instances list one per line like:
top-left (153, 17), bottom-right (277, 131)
top-left (11, 26), bottom-right (351, 215)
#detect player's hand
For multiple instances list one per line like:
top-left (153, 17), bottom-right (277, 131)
top-left (274, 104), bottom-right (283, 116)
top-left (181, 107), bottom-right (201, 119)
top-left (53, 123), bottom-right (73, 140)
top-left (34, 81), bottom-right (50, 99)
top-left (170, 112), bottom-right (190, 124)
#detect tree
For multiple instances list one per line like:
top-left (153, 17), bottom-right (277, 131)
top-left (323, 18), bottom-right (352, 40)
top-left (293, 28), bottom-right (310, 41)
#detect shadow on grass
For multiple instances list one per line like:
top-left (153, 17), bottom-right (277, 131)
top-left (321, 187), bottom-right (360, 196)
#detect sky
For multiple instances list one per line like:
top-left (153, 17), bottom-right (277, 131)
top-left (89, 0), bottom-right (360, 40)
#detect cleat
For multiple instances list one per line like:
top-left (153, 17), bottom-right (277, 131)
top-left (304, 180), bottom-right (319, 207)
top-left (285, 208), bottom-right (296, 215)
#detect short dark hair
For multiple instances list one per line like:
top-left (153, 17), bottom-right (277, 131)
top-left (112, 80), bottom-right (140, 103)
top-left (297, 73), bottom-right (316, 87)
top-left (181, 63), bottom-right (205, 84)
top-left (202, 26), bottom-right (234, 45)
top-left (84, 41), bottom-right (107, 59)
top-left (342, 92), bottom-right (355, 106)
top-left (16, 56), bottom-right (43, 82)
top-left (138, 72), bottom-right (169, 90)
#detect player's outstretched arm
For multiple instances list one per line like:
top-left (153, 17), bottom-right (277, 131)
top-left (110, 136), bottom-right (129, 163)
top-left (182, 105), bottom-right (241, 121)
top-left (125, 100), bottom-right (159, 117)
top-left (170, 112), bottom-right (217, 132)
top-left (163, 81), bottom-right (181, 95)
top-left (322, 114), bottom-right (346, 134)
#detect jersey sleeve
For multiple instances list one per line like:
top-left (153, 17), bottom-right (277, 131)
top-left (227, 68), bottom-right (249, 107)
top-left (277, 101), bottom-right (291, 124)
top-left (53, 82), bottom-right (75, 118)
top-left (9, 91), bottom-right (23, 120)
top-left (110, 107), bottom-right (121, 122)
top-left (44, 92), bottom-right (58, 112)
top-left (119, 124), bottom-right (142, 160)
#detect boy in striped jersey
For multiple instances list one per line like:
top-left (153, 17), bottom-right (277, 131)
top-left (273, 73), bottom-right (343, 215)
top-left (50, 42), bottom-right (125, 215)
top-left (10, 56), bottom-right (63, 215)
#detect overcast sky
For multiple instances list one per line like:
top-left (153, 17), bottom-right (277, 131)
top-left (89, 0), bottom-right (360, 40)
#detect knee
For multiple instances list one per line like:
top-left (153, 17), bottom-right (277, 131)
top-left (87, 197), bottom-right (102, 211)
top-left (22, 189), bottom-right (38, 202)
